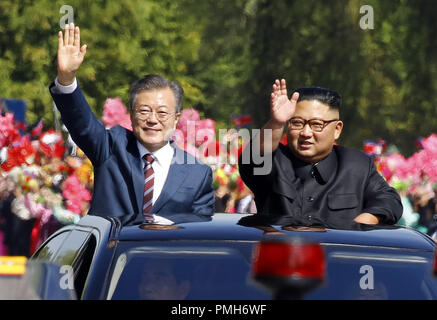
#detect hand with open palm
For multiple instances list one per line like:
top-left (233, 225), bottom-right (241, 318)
top-left (57, 23), bottom-right (87, 86)
top-left (270, 79), bottom-right (299, 126)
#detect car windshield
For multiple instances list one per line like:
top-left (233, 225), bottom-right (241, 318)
top-left (106, 246), bottom-right (269, 300)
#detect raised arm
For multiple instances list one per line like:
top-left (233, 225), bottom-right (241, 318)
top-left (51, 23), bottom-right (109, 166)
top-left (57, 23), bottom-right (87, 86)
top-left (254, 79), bottom-right (299, 155)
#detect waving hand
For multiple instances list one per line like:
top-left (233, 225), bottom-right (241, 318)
top-left (57, 23), bottom-right (87, 86)
top-left (270, 79), bottom-right (299, 125)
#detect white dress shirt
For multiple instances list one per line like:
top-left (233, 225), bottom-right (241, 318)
top-left (53, 77), bottom-right (77, 93)
top-left (54, 77), bottom-right (174, 225)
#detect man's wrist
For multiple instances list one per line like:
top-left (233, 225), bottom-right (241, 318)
top-left (54, 76), bottom-right (77, 94)
top-left (57, 73), bottom-right (76, 86)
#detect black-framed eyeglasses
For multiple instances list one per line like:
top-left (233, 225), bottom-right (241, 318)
top-left (288, 117), bottom-right (339, 132)
top-left (134, 107), bottom-right (178, 122)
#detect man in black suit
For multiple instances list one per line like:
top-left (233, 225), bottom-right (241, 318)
top-left (239, 79), bottom-right (402, 229)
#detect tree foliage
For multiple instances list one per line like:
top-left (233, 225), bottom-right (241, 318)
top-left (244, 0), bottom-right (437, 155)
top-left (0, 0), bottom-right (436, 155)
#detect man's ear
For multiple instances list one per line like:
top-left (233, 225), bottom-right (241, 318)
top-left (173, 113), bottom-right (181, 130)
top-left (334, 120), bottom-right (343, 140)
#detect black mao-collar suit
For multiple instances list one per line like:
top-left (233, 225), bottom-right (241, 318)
top-left (239, 143), bottom-right (402, 229)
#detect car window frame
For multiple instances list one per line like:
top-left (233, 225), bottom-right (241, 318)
top-left (31, 225), bottom-right (99, 299)
top-left (32, 230), bottom-right (72, 262)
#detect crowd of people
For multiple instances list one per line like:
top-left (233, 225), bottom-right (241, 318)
top-left (1, 99), bottom-right (436, 256)
top-left (0, 112), bottom-right (93, 256)
top-left (0, 103), bottom-right (96, 256)
top-left (365, 136), bottom-right (437, 236)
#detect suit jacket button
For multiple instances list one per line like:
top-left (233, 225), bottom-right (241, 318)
top-left (307, 196), bottom-right (314, 202)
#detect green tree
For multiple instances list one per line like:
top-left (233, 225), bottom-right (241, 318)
top-left (243, 0), bottom-right (437, 155)
top-left (358, 0), bottom-right (437, 155)
top-left (1, 0), bottom-right (436, 156)
top-left (0, 0), bottom-right (206, 126)
top-left (180, 0), bottom-right (254, 128)
top-left (1, 0), bottom-right (255, 131)
top-left (244, 0), bottom-right (366, 145)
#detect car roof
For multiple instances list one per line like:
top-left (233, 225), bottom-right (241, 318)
top-left (77, 213), bottom-right (436, 252)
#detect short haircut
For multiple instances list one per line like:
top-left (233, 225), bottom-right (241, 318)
top-left (128, 74), bottom-right (184, 113)
top-left (295, 86), bottom-right (342, 111)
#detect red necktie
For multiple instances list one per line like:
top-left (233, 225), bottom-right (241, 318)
top-left (143, 154), bottom-right (155, 223)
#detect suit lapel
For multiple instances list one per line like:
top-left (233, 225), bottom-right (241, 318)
top-left (151, 163), bottom-right (189, 214)
top-left (127, 134), bottom-right (144, 214)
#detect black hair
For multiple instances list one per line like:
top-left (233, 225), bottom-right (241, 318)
top-left (128, 74), bottom-right (184, 113)
top-left (295, 86), bottom-right (342, 111)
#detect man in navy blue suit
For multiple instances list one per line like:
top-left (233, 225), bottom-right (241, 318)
top-left (50, 23), bottom-right (214, 225)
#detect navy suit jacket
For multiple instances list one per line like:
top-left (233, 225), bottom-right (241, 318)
top-left (49, 82), bottom-right (214, 225)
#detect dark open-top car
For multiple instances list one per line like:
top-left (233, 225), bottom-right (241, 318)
top-left (2, 213), bottom-right (437, 300)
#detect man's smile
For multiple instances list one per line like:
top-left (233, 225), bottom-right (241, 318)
top-left (144, 127), bottom-right (161, 132)
top-left (298, 140), bottom-right (314, 149)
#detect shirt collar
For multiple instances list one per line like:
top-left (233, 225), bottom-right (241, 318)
top-left (293, 157), bottom-right (313, 181)
top-left (136, 141), bottom-right (174, 166)
top-left (313, 149), bottom-right (338, 184)
top-left (292, 149), bottom-right (338, 184)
